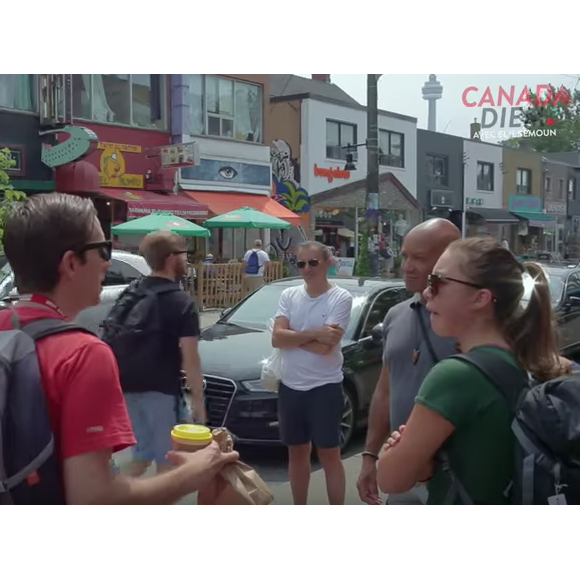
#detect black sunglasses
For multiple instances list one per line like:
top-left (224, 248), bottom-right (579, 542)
top-left (428, 273), bottom-right (483, 296)
top-left (75, 240), bottom-right (112, 262)
top-left (297, 259), bottom-right (320, 269)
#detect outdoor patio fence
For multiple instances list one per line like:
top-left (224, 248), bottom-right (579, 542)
top-left (187, 261), bottom-right (284, 311)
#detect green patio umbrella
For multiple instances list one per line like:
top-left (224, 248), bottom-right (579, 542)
top-left (112, 211), bottom-right (210, 237)
top-left (203, 206), bottom-right (291, 230)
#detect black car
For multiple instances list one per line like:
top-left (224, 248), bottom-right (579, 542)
top-left (198, 277), bottom-right (411, 449)
top-left (528, 264), bottom-right (580, 355)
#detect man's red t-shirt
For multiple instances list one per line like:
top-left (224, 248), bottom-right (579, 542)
top-left (0, 306), bottom-right (136, 461)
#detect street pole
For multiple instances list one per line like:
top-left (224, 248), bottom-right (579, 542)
top-left (366, 74), bottom-right (381, 277)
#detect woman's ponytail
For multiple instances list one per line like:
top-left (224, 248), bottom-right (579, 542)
top-left (505, 262), bottom-right (565, 381)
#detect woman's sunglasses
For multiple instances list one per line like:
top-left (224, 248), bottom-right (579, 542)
top-left (297, 259), bottom-right (320, 269)
top-left (76, 240), bottom-right (113, 261)
top-left (427, 273), bottom-right (483, 296)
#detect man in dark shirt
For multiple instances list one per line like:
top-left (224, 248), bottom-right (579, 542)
top-left (123, 231), bottom-right (207, 477)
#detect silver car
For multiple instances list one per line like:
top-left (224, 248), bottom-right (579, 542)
top-left (0, 250), bottom-right (151, 335)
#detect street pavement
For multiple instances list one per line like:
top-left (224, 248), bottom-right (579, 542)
top-left (112, 309), bottom-right (371, 504)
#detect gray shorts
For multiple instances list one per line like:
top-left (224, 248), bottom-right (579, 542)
top-left (278, 382), bottom-right (343, 449)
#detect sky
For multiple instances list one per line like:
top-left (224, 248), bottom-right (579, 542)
top-left (295, 74), bottom-right (579, 141)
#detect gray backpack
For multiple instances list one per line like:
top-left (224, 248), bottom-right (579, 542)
top-left (0, 310), bottom-right (93, 504)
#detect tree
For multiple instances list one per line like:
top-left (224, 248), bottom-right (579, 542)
top-left (501, 84), bottom-right (580, 152)
top-left (0, 148), bottom-right (26, 251)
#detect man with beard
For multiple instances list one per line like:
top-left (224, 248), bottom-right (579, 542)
top-left (104, 230), bottom-right (207, 477)
top-left (356, 219), bottom-right (461, 505)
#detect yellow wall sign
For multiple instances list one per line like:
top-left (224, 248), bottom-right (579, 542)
top-left (98, 141), bottom-right (144, 189)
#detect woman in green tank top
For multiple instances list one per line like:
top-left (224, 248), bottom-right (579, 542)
top-left (376, 237), bottom-right (566, 504)
top-left (327, 246), bottom-right (338, 276)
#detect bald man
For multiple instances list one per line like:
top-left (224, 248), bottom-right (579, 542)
top-left (357, 219), bottom-right (461, 505)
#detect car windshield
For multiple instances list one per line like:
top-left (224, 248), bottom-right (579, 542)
top-left (221, 283), bottom-right (368, 339)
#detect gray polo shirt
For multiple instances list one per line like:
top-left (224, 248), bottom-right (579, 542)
top-left (382, 295), bottom-right (458, 430)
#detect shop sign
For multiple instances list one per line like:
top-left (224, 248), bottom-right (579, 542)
top-left (508, 195), bottom-right (542, 213)
top-left (0, 145), bottom-right (24, 175)
top-left (98, 142), bottom-right (144, 189)
top-left (545, 201), bottom-right (567, 216)
top-left (313, 164), bottom-right (351, 183)
top-left (466, 197), bottom-right (485, 206)
top-left (41, 125), bottom-right (98, 168)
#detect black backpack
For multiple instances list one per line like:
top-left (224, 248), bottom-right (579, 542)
top-left (101, 278), bottom-right (180, 394)
top-left (1, 313), bottom-right (94, 505)
top-left (441, 349), bottom-right (580, 505)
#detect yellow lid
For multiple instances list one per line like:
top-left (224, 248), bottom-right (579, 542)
top-left (171, 424), bottom-right (213, 443)
top-left (171, 425), bottom-right (213, 443)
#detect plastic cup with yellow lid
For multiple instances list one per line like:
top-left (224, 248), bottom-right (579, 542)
top-left (171, 424), bottom-right (213, 452)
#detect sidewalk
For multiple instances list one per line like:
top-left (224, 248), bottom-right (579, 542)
top-left (200, 310), bottom-right (221, 329)
top-left (270, 453), bottom-right (366, 505)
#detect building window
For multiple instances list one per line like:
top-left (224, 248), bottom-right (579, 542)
top-left (71, 74), bottom-right (166, 129)
top-left (426, 154), bottom-right (448, 187)
top-left (184, 75), bottom-right (263, 143)
top-left (379, 130), bottom-right (404, 168)
top-left (326, 120), bottom-right (357, 161)
top-left (0, 74), bottom-right (37, 111)
top-left (477, 161), bottom-right (494, 191)
top-left (569, 178), bottom-right (577, 201)
top-left (516, 168), bottom-right (531, 195)
top-left (545, 175), bottom-right (552, 195)
top-left (559, 178), bottom-right (565, 200)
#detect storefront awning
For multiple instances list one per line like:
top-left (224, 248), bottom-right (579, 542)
top-left (100, 188), bottom-right (209, 220)
top-left (467, 208), bottom-right (520, 224)
top-left (183, 191), bottom-right (302, 226)
top-left (511, 211), bottom-right (556, 228)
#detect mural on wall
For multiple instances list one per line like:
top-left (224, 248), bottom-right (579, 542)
top-left (270, 139), bottom-right (310, 214)
top-left (181, 159), bottom-right (271, 187)
top-left (269, 140), bottom-right (310, 274)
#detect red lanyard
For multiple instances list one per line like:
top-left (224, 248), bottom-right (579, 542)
top-left (18, 294), bottom-right (66, 318)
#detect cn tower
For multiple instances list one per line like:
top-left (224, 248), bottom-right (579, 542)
top-left (422, 74), bottom-right (443, 132)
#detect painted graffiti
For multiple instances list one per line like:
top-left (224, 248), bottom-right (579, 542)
top-left (270, 139), bottom-right (310, 214)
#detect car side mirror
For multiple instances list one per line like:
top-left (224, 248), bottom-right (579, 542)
top-left (221, 307), bottom-right (232, 318)
top-left (371, 323), bottom-right (384, 343)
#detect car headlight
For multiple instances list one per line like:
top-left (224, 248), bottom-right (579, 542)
top-left (242, 379), bottom-right (272, 392)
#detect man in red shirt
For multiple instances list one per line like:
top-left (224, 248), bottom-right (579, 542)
top-left (1, 193), bottom-right (237, 504)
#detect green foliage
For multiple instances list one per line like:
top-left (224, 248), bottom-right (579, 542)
top-left (0, 148), bottom-right (26, 252)
top-left (279, 180), bottom-right (310, 213)
top-left (355, 226), bottom-right (370, 277)
top-left (508, 84), bottom-right (580, 152)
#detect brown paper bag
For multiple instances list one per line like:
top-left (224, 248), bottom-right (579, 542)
top-left (197, 429), bottom-right (274, 505)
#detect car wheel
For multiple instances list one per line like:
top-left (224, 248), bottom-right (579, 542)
top-left (340, 385), bottom-right (356, 451)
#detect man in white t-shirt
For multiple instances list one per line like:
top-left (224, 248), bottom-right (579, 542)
top-left (272, 241), bottom-right (353, 505)
top-left (243, 239), bottom-right (270, 294)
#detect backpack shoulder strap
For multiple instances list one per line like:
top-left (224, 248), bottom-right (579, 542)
top-left (20, 318), bottom-right (96, 341)
top-left (450, 349), bottom-right (528, 413)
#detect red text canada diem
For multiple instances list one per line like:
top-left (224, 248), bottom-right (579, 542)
top-left (462, 84), bottom-right (571, 108)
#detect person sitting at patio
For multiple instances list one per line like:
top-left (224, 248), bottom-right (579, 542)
top-left (243, 240), bottom-right (270, 294)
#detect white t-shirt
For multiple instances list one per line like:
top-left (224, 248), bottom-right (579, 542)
top-left (243, 249), bottom-right (270, 277)
top-left (275, 284), bottom-right (353, 391)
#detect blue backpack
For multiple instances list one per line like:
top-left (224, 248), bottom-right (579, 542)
top-left (0, 312), bottom-right (94, 505)
top-left (246, 251), bottom-right (260, 275)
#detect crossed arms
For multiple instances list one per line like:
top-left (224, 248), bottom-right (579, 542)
top-left (271, 290), bottom-right (352, 355)
top-left (272, 317), bottom-right (343, 355)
